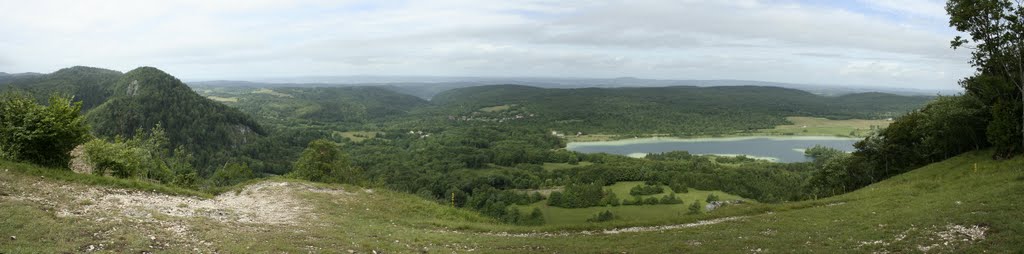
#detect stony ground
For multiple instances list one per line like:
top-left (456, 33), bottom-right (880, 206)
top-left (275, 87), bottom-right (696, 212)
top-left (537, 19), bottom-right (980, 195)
top-left (0, 171), bottom-right (351, 252)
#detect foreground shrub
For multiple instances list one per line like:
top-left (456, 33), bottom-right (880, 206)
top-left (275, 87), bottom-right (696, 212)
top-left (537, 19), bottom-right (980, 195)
top-left (586, 210), bottom-right (615, 222)
top-left (210, 162), bottom-right (254, 187)
top-left (83, 139), bottom-right (146, 178)
top-left (82, 125), bottom-right (196, 186)
top-left (290, 139), bottom-right (363, 184)
top-left (0, 93), bottom-right (89, 167)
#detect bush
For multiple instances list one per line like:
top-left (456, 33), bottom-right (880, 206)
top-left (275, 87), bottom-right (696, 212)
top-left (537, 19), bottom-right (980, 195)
top-left (706, 193), bottom-right (720, 203)
top-left (210, 162), bottom-right (254, 187)
top-left (586, 210), bottom-right (615, 222)
top-left (643, 196), bottom-right (660, 205)
top-left (601, 190), bottom-right (620, 206)
top-left (290, 139), bottom-right (363, 184)
top-left (622, 197), bottom-right (637, 206)
top-left (629, 184), bottom-right (664, 196)
top-left (688, 200), bottom-right (703, 214)
top-left (82, 126), bottom-right (197, 186)
top-left (660, 192), bottom-right (683, 204)
top-left (669, 181), bottom-right (689, 193)
top-left (547, 183), bottom-right (604, 208)
top-left (83, 139), bottom-right (146, 178)
top-left (521, 207), bottom-right (545, 225)
top-left (0, 93), bottom-right (90, 167)
top-left (548, 191), bottom-right (564, 206)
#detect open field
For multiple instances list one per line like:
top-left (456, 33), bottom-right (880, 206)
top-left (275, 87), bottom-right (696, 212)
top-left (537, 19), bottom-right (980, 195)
top-left (565, 116), bottom-right (889, 143)
top-left (512, 181), bottom-right (749, 226)
top-left (604, 181), bottom-right (747, 202)
top-left (759, 116), bottom-right (890, 137)
top-left (335, 131), bottom-right (381, 142)
top-left (2, 150), bottom-right (1022, 252)
top-left (205, 96), bottom-right (238, 103)
top-left (252, 88), bottom-right (294, 98)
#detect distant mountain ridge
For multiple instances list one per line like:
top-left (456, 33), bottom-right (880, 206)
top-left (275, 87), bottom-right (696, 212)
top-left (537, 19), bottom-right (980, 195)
top-left (188, 76), bottom-right (956, 100)
top-left (1, 66), bottom-right (121, 110)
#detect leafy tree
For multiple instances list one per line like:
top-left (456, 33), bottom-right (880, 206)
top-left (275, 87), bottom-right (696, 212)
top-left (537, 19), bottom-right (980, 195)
top-left (688, 200), bottom-right (703, 215)
top-left (291, 139), bottom-right (363, 184)
top-left (586, 210), bottom-right (615, 222)
top-left (643, 196), bottom-right (660, 205)
top-left (82, 126), bottom-right (195, 184)
top-left (668, 181), bottom-right (689, 193)
top-left (947, 0), bottom-right (1024, 156)
top-left (522, 207), bottom-right (545, 225)
top-left (83, 138), bottom-right (145, 178)
top-left (661, 192), bottom-right (683, 204)
top-left (987, 100), bottom-right (1022, 156)
top-left (0, 93), bottom-right (90, 167)
top-left (601, 190), bottom-right (621, 206)
top-left (547, 191), bottom-right (564, 206)
top-left (705, 193), bottom-right (720, 203)
top-left (548, 183), bottom-right (604, 208)
top-left (210, 162), bottom-right (254, 187)
top-left (169, 146), bottom-right (199, 188)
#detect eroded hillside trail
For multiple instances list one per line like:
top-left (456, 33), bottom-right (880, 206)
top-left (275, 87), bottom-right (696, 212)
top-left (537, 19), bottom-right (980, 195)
top-left (0, 172), bottom-right (351, 252)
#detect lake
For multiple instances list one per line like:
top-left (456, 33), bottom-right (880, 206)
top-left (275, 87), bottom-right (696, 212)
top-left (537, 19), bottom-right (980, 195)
top-left (566, 136), bottom-right (861, 163)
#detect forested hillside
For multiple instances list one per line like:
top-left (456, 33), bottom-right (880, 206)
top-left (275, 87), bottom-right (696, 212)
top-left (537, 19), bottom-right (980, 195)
top-left (0, 66), bottom-right (120, 110)
top-left (84, 67), bottom-right (265, 171)
top-left (431, 85), bottom-right (932, 135)
top-left (194, 86), bottom-right (429, 126)
top-left (0, 72), bottom-right (43, 85)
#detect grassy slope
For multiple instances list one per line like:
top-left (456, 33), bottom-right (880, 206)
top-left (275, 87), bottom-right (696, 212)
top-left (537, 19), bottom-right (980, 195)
top-left (512, 181), bottom-right (749, 226)
top-left (2, 150), bottom-right (1022, 252)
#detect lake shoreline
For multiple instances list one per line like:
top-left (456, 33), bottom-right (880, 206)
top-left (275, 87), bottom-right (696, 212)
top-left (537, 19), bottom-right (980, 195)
top-left (567, 136), bottom-right (860, 163)
top-left (566, 135), bottom-right (863, 149)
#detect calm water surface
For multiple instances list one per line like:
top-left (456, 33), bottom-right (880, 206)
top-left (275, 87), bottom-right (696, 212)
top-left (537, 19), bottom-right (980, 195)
top-left (567, 136), bottom-right (859, 162)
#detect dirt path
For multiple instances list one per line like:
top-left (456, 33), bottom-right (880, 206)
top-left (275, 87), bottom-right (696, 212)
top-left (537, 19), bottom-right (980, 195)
top-left (2, 176), bottom-right (350, 252)
top-left (452, 216), bottom-right (749, 238)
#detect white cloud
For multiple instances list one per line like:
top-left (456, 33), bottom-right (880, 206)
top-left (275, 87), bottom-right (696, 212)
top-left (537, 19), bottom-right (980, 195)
top-left (858, 0), bottom-right (948, 19)
top-left (0, 0), bottom-right (974, 90)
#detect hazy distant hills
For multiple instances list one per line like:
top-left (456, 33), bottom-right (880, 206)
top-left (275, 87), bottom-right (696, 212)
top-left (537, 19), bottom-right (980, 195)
top-left (188, 76), bottom-right (957, 100)
top-left (0, 71), bottom-right (44, 84)
top-left (1, 66), bottom-right (121, 110)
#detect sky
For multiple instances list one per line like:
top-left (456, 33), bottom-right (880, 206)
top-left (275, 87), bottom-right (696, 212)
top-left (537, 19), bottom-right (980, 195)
top-left (0, 0), bottom-right (974, 90)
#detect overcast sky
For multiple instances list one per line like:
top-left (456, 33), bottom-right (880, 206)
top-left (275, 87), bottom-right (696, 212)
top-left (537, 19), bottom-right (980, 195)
top-left (0, 0), bottom-right (973, 90)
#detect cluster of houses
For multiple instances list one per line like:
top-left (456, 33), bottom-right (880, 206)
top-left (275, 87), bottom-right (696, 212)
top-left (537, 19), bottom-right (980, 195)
top-left (408, 130), bottom-right (430, 138)
top-left (705, 200), bottom-right (744, 212)
top-left (447, 111), bottom-right (536, 123)
top-left (550, 131), bottom-right (584, 138)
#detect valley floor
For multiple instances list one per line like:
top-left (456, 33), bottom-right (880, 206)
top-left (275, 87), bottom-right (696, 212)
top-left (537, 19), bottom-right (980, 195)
top-left (2, 150), bottom-right (1022, 253)
top-left (566, 116), bottom-right (890, 142)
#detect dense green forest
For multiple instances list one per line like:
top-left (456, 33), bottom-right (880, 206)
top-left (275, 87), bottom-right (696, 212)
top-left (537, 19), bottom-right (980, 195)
top-left (194, 85), bottom-right (429, 128)
top-left (84, 67), bottom-right (265, 175)
top-left (431, 85), bottom-right (932, 135)
top-left (1, 66), bottom-right (120, 110)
